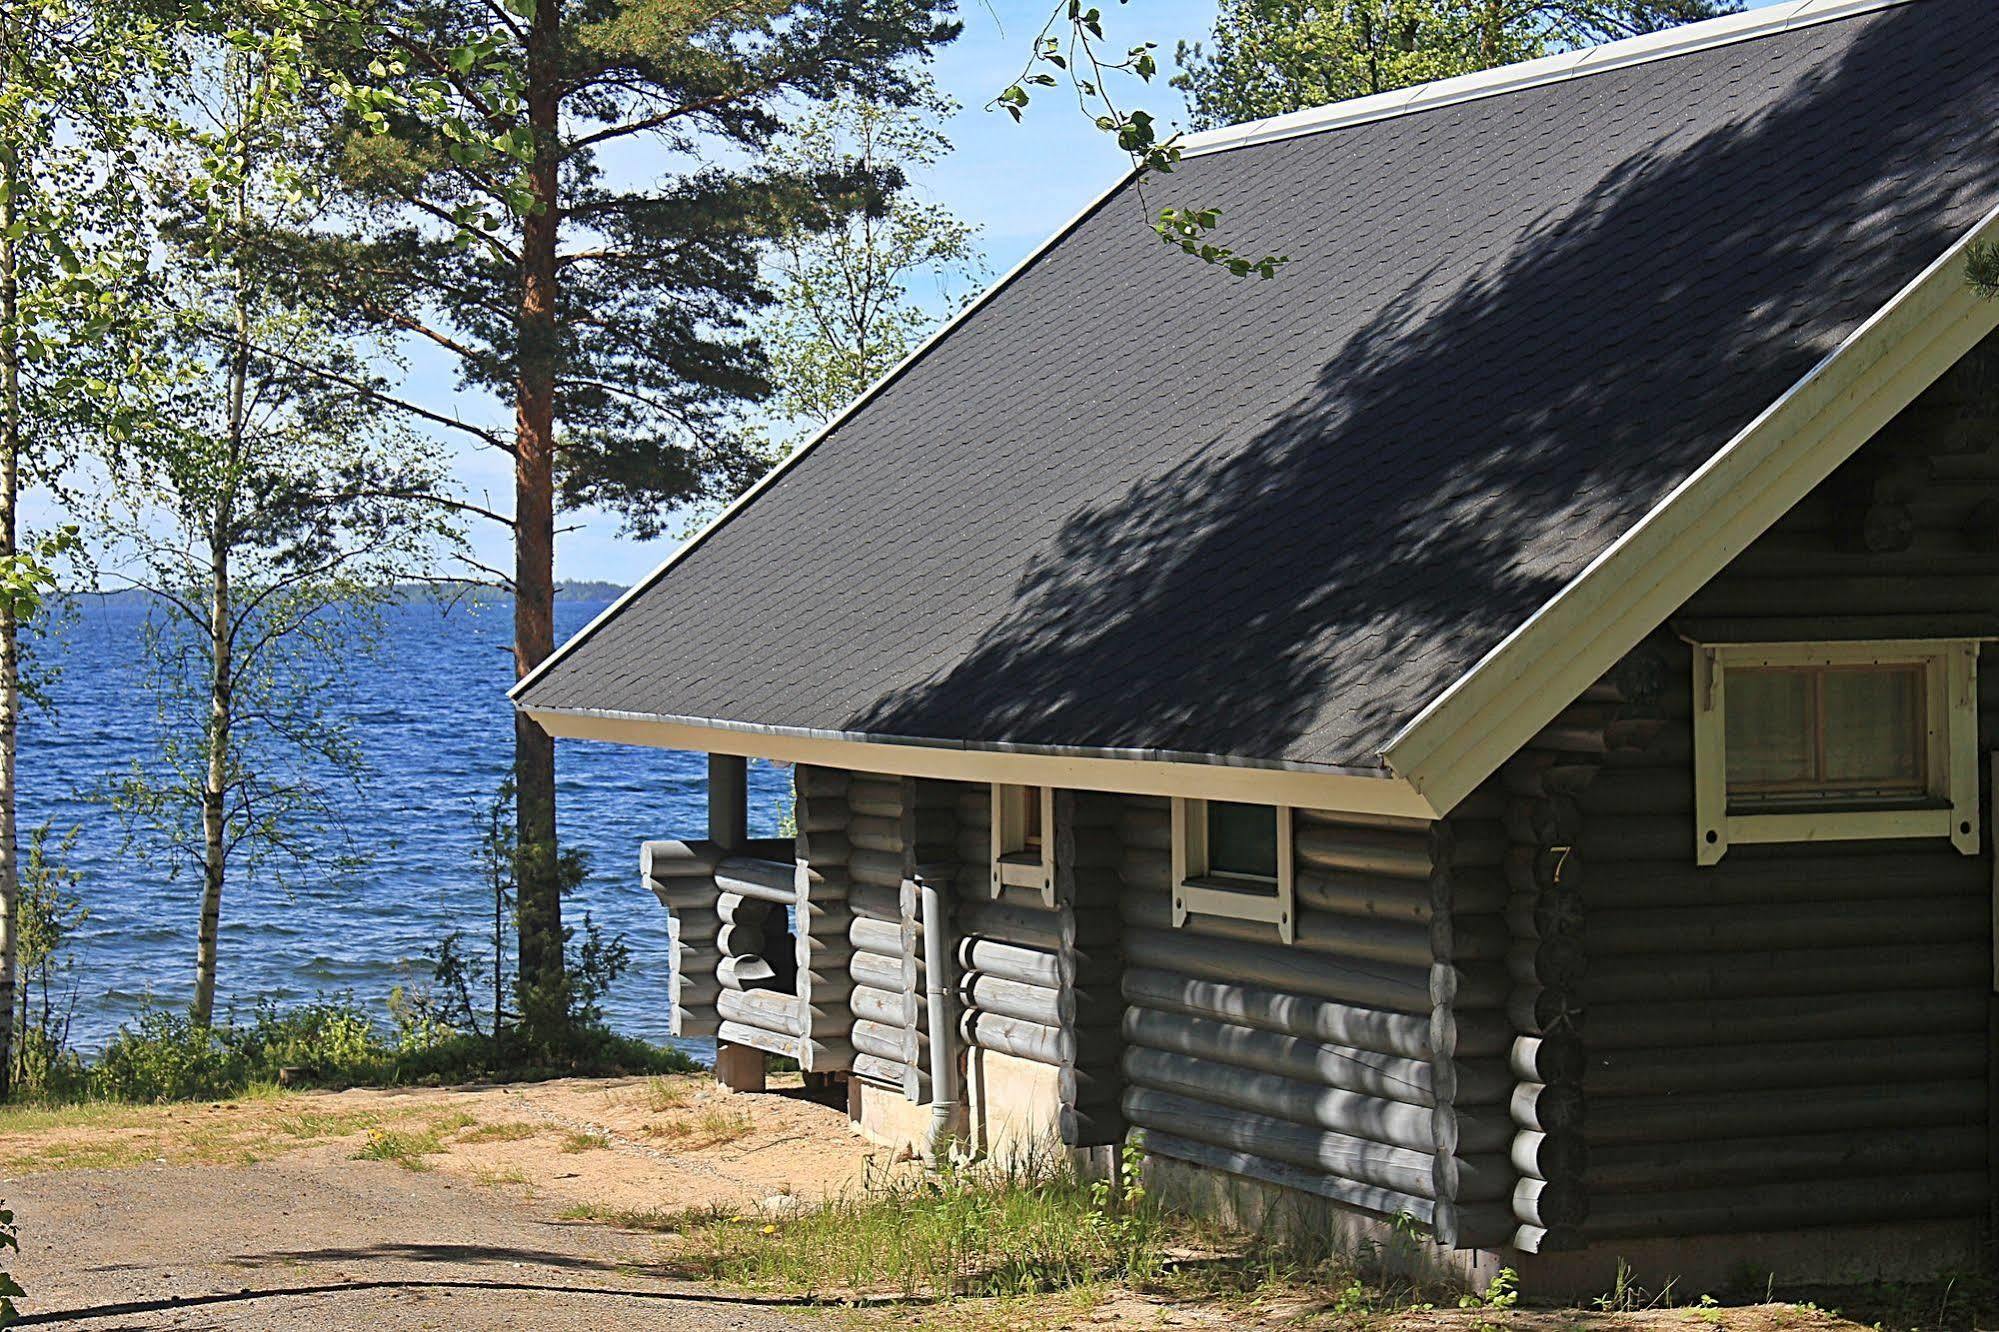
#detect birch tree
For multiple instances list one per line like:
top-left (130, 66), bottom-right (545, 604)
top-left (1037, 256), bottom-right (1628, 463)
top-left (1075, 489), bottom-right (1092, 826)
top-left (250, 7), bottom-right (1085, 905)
top-left (99, 1), bottom-right (455, 1026)
top-left (0, 0), bottom-right (161, 1093)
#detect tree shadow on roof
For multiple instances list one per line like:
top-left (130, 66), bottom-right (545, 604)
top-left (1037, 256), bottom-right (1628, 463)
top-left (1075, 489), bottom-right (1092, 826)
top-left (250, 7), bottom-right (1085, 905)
top-left (846, 0), bottom-right (1999, 774)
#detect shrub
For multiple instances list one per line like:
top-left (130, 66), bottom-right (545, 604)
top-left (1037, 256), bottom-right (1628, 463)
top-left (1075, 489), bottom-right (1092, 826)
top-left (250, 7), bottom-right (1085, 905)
top-left (92, 1009), bottom-right (244, 1103)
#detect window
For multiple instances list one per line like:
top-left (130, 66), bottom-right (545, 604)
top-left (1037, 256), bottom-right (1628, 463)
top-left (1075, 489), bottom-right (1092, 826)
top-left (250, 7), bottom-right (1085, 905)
top-left (1693, 641), bottom-right (1979, 864)
top-left (992, 785), bottom-right (1054, 904)
top-left (1205, 801), bottom-right (1279, 878)
top-left (1171, 798), bottom-right (1294, 943)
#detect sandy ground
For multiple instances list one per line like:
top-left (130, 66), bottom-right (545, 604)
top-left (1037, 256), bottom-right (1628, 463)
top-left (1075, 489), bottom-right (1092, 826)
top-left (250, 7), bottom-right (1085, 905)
top-left (0, 1077), bottom-right (1953, 1332)
top-left (0, 1073), bottom-right (880, 1329)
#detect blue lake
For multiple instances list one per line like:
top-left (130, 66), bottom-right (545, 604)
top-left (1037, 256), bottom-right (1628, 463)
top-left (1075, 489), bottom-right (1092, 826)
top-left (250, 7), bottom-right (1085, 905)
top-left (20, 596), bottom-right (792, 1057)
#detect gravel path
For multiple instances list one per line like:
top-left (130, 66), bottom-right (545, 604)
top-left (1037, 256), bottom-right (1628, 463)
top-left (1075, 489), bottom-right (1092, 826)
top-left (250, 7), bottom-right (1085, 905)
top-left (8, 1154), bottom-right (824, 1330)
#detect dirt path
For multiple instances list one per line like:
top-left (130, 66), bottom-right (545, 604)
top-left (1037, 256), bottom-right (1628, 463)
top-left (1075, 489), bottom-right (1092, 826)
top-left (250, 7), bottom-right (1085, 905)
top-left (0, 1074), bottom-right (879, 1329)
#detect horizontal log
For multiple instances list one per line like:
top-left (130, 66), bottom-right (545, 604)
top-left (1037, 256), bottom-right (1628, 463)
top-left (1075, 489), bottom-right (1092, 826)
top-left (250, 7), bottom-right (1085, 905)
top-left (1589, 1124), bottom-right (1987, 1194)
top-left (850, 984), bottom-right (908, 1027)
top-left (1587, 1032), bottom-right (1986, 1097)
top-left (1142, 1131), bottom-right (1435, 1228)
top-left (958, 936), bottom-right (1074, 990)
top-left (1121, 888), bottom-right (1433, 968)
top-left (1120, 805), bottom-right (1170, 851)
top-left (1584, 897), bottom-right (1987, 956)
top-left (852, 1018), bottom-right (922, 1065)
top-left (1122, 1005), bottom-right (1441, 1107)
top-left (1589, 990), bottom-right (1989, 1050)
top-left (714, 1020), bottom-right (850, 1068)
top-left (846, 779), bottom-right (901, 818)
top-left (794, 766), bottom-right (849, 798)
top-left (848, 881), bottom-right (902, 924)
top-left (715, 987), bottom-right (805, 1036)
top-left (849, 815), bottom-right (901, 854)
top-left (961, 1010), bottom-right (1122, 1068)
top-left (716, 955), bottom-right (776, 990)
top-left (672, 1011), bottom-right (720, 1039)
top-left (848, 949), bottom-right (910, 993)
top-left (848, 916), bottom-right (909, 959)
top-left (1510, 1081), bottom-right (1583, 1133)
top-left (957, 897), bottom-right (1066, 952)
top-left (1126, 927), bottom-right (1432, 1015)
top-left (1122, 1047), bottom-right (1502, 1157)
top-left (1507, 986), bottom-right (1583, 1038)
top-left (1513, 1176), bottom-right (1588, 1229)
top-left (961, 972), bottom-right (1065, 1026)
top-left (715, 920), bottom-right (766, 959)
top-left (1428, 962), bottom-right (1509, 1011)
top-left (715, 856), bottom-right (797, 905)
top-left (1288, 869), bottom-right (1437, 923)
top-left (1509, 1036), bottom-right (1584, 1086)
top-left (797, 831), bottom-right (851, 864)
top-left (1579, 859), bottom-right (1987, 912)
top-left (849, 848), bottom-right (904, 889)
top-left (1504, 845), bottom-right (1578, 896)
top-left (1294, 823), bottom-right (1443, 880)
top-left (1505, 796), bottom-right (1582, 846)
top-left (1585, 1171), bottom-right (1988, 1240)
top-left (1511, 1223), bottom-right (1585, 1254)
top-left (641, 839), bottom-right (723, 879)
top-left (1061, 1103), bottom-right (1126, 1150)
top-left (1429, 1006), bottom-right (1517, 1061)
top-left (1123, 1088), bottom-right (1449, 1201)
top-left (651, 882), bottom-right (720, 914)
top-left (799, 798), bottom-right (850, 834)
top-left (1122, 968), bottom-right (1434, 1059)
top-left (1587, 1080), bottom-right (1986, 1146)
top-left (1510, 1130), bottom-right (1588, 1182)
top-left (1506, 937), bottom-right (1586, 989)
top-left (852, 1051), bottom-right (920, 1095)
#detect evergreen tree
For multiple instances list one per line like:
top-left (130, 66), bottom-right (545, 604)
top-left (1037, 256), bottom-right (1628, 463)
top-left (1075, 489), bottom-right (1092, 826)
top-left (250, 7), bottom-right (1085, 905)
top-left (291, 0), bottom-right (958, 1040)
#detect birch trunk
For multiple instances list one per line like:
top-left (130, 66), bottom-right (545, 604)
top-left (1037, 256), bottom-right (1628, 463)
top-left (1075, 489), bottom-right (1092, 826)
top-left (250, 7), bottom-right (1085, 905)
top-left (0, 54), bottom-right (22, 1095)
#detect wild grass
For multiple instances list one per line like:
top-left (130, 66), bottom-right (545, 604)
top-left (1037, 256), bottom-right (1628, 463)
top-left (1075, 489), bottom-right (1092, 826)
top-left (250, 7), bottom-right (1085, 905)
top-left (644, 1104), bottom-right (753, 1150)
top-left (353, 1113), bottom-right (472, 1171)
top-left (665, 1147), bottom-right (1165, 1300)
top-left (559, 1129), bottom-right (609, 1153)
top-left (637, 1075), bottom-right (694, 1112)
top-left (454, 1119), bottom-right (542, 1145)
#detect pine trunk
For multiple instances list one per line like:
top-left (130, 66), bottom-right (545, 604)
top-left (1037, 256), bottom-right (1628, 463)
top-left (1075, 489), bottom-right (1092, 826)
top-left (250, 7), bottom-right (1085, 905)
top-left (513, 0), bottom-right (565, 1025)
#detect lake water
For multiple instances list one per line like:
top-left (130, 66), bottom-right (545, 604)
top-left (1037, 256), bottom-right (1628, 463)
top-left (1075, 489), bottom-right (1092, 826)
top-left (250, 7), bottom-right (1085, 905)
top-left (20, 595), bottom-right (793, 1057)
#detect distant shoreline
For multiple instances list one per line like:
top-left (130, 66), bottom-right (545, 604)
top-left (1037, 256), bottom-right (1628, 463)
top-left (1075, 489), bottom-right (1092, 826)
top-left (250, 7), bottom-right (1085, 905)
top-left (61, 580), bottom-right (629, 609)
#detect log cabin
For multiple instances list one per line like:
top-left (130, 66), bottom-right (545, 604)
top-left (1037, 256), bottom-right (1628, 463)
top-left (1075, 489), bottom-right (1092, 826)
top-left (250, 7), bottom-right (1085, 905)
top-left (513, 0), bottom-right (1999, 1292)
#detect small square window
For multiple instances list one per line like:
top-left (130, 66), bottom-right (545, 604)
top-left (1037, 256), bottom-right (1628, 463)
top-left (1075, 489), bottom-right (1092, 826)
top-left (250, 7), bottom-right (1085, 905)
top-left (1693, 641), bottom-right (1979, 864)
top-left (1171, 798), bottom-right (1294, 943)
top-left (1205, 801), bottom-right (1278, 879)
top-left (992, 785), bottom-right (1054, 903)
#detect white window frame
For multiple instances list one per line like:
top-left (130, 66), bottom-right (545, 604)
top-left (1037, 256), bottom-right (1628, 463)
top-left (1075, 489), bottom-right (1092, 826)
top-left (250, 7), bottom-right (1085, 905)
top-left (991, 784), bottom-right (1055, 906)
top-left (1692, 639), bottom-right (1981, 865)
top-left (1171, 798), bottom-right (1295, 944)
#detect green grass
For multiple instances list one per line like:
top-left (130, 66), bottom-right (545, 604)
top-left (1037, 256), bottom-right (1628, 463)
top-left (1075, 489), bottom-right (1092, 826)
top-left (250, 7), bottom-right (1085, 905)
top-left (454, 1119), bottom-right (542, 1145)
top-left (664, 1153), bottom-right (1167, 1300)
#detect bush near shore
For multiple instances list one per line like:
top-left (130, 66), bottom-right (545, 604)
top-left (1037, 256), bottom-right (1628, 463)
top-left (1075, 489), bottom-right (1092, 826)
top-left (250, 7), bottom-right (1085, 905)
top-left (34, 997), bottom-right (695, 1105)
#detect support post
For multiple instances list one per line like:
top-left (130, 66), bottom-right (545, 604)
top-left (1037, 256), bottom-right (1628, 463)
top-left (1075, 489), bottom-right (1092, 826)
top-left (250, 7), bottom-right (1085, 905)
top-left (708, 754), bottom-right (761, 1088)
top-left (714, 1041), bottom-right (767, 1092)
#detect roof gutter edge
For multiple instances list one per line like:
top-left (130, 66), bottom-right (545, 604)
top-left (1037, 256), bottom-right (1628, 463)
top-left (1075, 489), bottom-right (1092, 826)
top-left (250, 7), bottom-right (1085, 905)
top-left (521, 704), bottom-right (1441, 819)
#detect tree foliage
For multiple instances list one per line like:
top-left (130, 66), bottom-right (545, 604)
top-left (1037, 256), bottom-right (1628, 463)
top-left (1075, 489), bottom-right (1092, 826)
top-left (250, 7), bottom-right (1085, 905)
top-left (1174, 0), bottom-right (1740, 130)
top-left (759, 92), bottom-right (986, 432)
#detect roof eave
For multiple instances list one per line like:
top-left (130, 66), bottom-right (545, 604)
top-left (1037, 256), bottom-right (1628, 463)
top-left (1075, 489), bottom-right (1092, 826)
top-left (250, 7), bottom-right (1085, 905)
top-left (1383, 203), bottom-right (1999, 816)
top-left (523, 704), bottom-right (1444, 819)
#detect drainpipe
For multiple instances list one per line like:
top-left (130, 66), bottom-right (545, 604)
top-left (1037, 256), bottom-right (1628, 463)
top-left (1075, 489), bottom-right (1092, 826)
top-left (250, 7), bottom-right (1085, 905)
top-left (918, 864), bottom-right (961, 1162)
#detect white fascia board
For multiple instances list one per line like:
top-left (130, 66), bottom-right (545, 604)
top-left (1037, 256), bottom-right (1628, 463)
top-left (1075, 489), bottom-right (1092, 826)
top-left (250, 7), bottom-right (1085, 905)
top-left (523, 705), bottom-right (1443, 820)
top-left (508, 166), bottom-right (1139, 704)
top-left (1383, 203), bottom-right (1999, 816)
top-left (1178, 0), bottom-right (1914, 160)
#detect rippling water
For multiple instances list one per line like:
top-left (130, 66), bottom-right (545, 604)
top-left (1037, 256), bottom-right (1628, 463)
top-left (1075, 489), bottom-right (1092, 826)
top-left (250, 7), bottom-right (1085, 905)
top-left (20, 595), bottom-right (791, 1056)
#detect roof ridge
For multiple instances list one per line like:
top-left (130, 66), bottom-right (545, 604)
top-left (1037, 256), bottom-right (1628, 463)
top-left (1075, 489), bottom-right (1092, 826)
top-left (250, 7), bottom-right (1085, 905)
top-left (1177, 0), bottom-right (1917, 159)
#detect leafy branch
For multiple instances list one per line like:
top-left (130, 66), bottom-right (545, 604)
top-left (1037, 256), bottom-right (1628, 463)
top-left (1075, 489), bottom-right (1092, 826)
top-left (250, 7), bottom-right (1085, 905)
top-left (992, 0), bottom-right (1287, 279)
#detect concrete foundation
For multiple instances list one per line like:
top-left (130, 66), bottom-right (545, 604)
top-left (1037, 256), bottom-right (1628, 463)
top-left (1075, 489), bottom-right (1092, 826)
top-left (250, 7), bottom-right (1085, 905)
top-left (967, 1048), bottom-right (1065, 1166)
top-left (849, 1076), bottom-right (965, 1156)
top-left (1518, 1220), bottom-right (1992, 1299)
top-left (1146, 1153), bottom-right (1991, 1299)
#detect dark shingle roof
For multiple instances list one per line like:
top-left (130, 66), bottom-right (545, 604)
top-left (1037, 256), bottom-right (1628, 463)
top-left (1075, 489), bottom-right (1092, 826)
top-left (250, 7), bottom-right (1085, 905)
top-left (519, 0), bottom-right (1999, 772)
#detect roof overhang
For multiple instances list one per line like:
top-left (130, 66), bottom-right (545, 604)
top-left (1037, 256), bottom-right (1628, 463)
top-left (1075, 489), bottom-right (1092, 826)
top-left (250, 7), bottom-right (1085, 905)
top-left (522, 706), bottom-right (1443, 820)
top-left (1381, 203), bottom-right (1999, 814)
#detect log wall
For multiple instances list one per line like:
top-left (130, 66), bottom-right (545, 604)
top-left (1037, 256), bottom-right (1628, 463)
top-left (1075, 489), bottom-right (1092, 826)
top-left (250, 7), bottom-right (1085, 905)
top-left (1563, 334), bottom-right (1999, 1244)
top-left (954, 786), bottom-right (1126, 1147)
top-left (1119, 795), bottom-right (1515, 1243)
